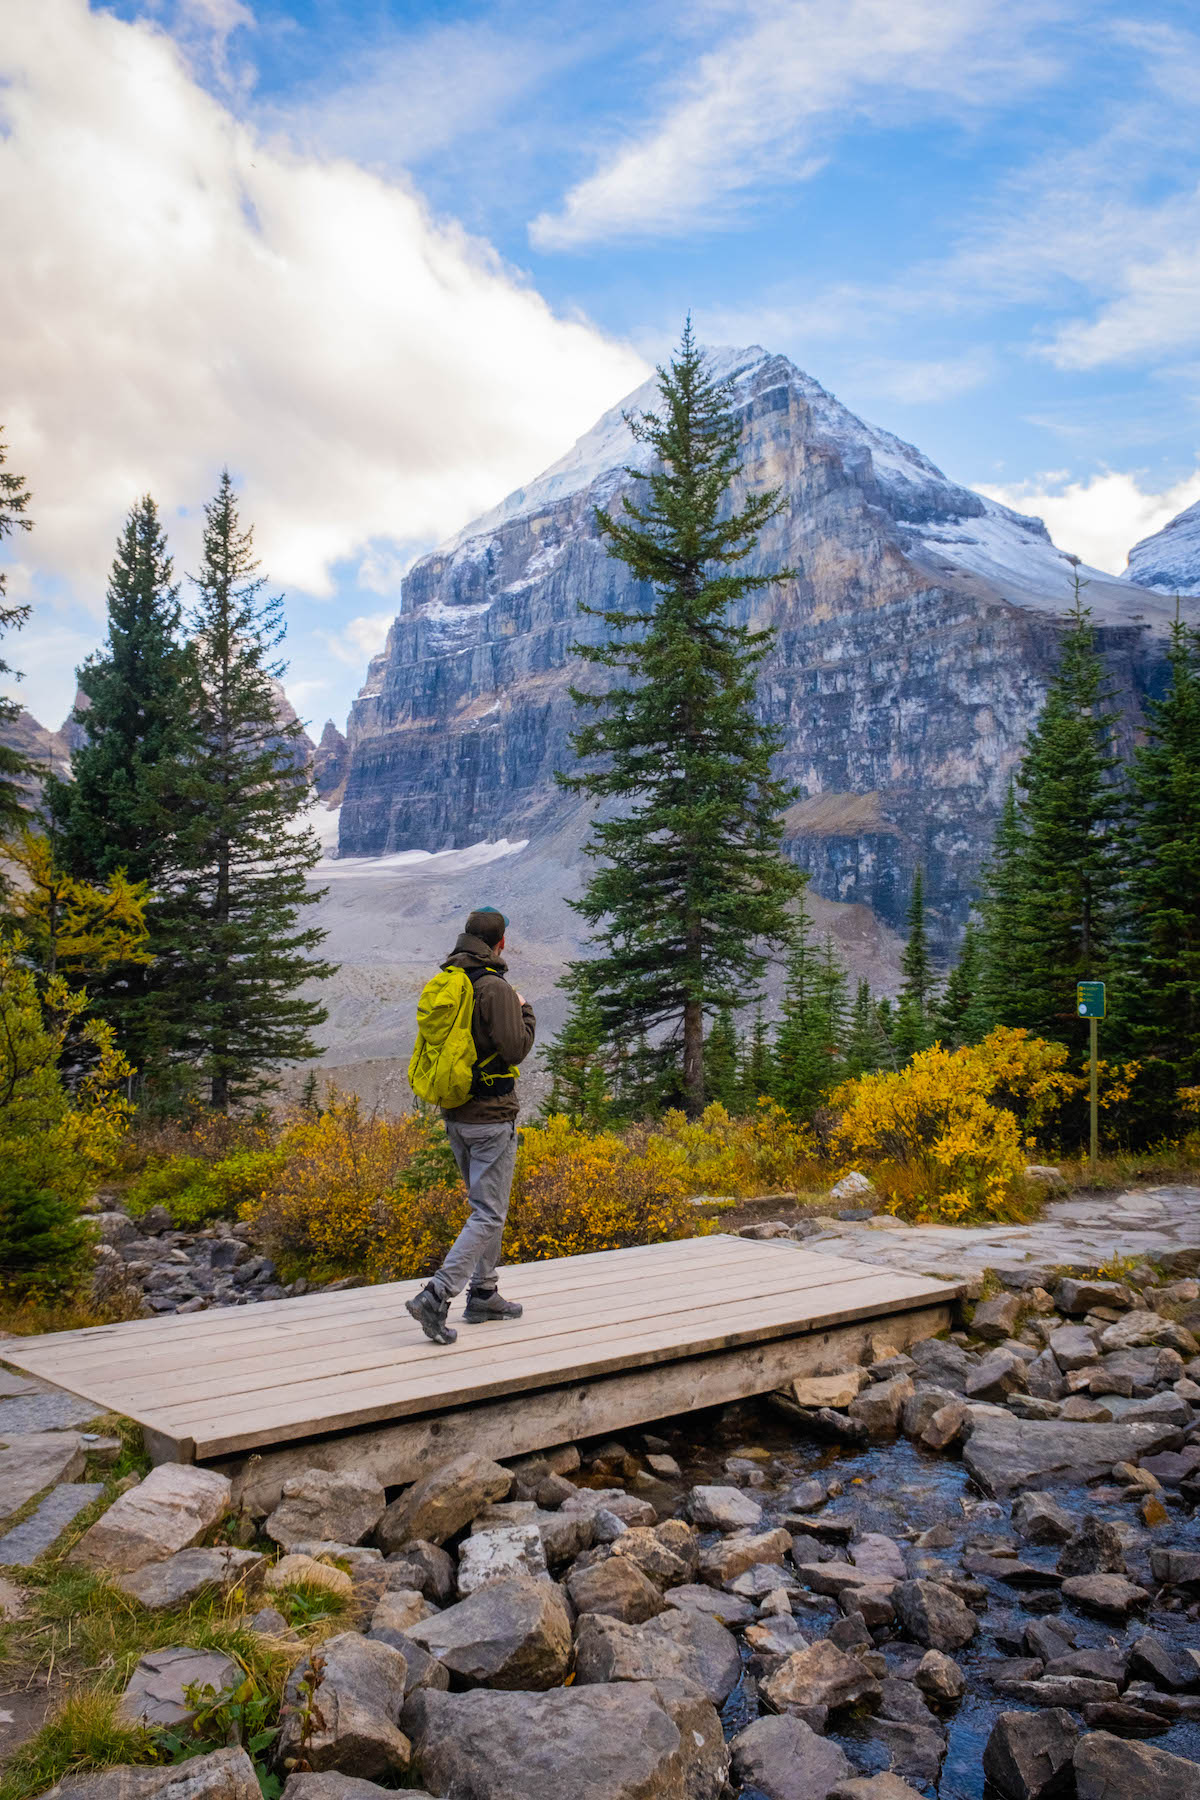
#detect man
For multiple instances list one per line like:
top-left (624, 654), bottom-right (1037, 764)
top-left (406, 906), bottom-right (536, 1345)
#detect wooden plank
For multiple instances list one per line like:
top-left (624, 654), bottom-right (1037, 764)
top-left (62, 1253), bottom-right (940, 1406)
top-left (217, 1301), bottom-right (954, 1510)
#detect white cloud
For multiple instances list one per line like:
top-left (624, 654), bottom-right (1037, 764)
top-left (0, 0), bottom-right (646, 621)
top-left (318, 612), bottom-right (395, 667)
top-left (978, 468), bottom-right (1200, 575)
top-left (531, 0), bottom-right (1063, 248)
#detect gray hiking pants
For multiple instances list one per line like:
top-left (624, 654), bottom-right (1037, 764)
top-left (434, 1120), bottom-right (518, 1299)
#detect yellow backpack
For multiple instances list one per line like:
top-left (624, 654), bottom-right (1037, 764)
top-left (408, 965), bottom-right (521, 1108)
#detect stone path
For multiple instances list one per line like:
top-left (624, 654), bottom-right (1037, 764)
top-left (800, 1184), bottom-right (1200, 1281)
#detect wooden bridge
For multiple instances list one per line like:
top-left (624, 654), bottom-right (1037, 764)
top-left (3, 1236), bottom-right (962, 1512)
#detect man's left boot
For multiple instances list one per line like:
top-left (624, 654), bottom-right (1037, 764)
top-left (463, 1283), bottom-right (524, 1323)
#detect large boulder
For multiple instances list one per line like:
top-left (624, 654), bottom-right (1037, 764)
top-left (0, 1433), bottom-right (88, 1518)
top-left (116, 1647), bottom-right (241, 1728)
top-left (686, 1485), bottom-right (764, 1532)
top-left (383, 1539), bottom-right (455, 1603)
top-left (982, 1708), bottom-right (1078, 1799)
top-left (405, 1680), bottom-right (728, 1800)
top-left (567, 1555), bottom-right (665, 1622)
top-left (1074, 1731), bottom-right (1200, 1799)
top-left (375, 1453), bottom-right (511, 1550)
top-left (849, 1375), bottom-right (915, 1439)
top-left (609, 1527), bottom-right (691, 1589)
top-left (892, 1580), bottom-right (977, 1652)
top-left (265, 1471), bottom-right (386, 1552)
top-left (729, 1714), bottom-right (854, 1799)
top-left (962, 1418), bottom-right (1180, 1497)
top-left (283, 1779), bottom-right (440, 1800)
top-left (113, 1548), bottom-right (263, 1612)
top-left (761, 1638), bottom-right (882, 1714)
top-left (37, 1747), bottom-right (260, 1800)
top-left (1012, 1492), bottom-right (1079, 1547)
top-left (457, 1524), bottom-right (549, 1595)
top-left (277, 1633), bottom-right (410, 1781)
top-left (972, 1293), bottom-right (1023, 1342)
top-left (698, 1526), bottom-right (793, 1586)
top-left (574, 1610), bottom-right (741, 1705)
top-left (70, 1466), bottom-right (231, 1574)
top-left (407, 1574), bottom-right (571, 1689)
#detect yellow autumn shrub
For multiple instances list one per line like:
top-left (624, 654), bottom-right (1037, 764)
top-left (505, 1114), bottom-right (706, 1262)
top-left (641, 1101), bottom-right (822, 1198)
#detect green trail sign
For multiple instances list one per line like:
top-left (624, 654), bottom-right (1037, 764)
top-left (1077, 981), bottom-right (1106, 1019)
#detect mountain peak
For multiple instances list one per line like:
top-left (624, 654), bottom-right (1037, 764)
top-left (1126, 496), bottom-right (1200, 596)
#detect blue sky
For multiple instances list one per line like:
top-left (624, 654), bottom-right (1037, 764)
top-left (4, 0), bottom-right (1200, 735)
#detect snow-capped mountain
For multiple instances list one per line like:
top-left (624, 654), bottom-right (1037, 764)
top-left (1125, 496), bottom-right (1200, 597)
top-left (340, 348), bottom-right (1169, 937)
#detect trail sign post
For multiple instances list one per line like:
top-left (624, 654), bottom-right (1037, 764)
top-left (1077, 982), bottom-right (1106, 1175)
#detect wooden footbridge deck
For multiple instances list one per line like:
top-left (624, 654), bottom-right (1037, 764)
top-left (3, 1236), bottom-right (962, 1511)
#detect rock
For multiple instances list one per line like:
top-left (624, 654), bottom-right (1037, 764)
top-left (892, 1580), bottom-right (977, 1651)
top-left (277, 1632), bottom-right (409, 1780)
top-left (982, 1708), bottom-right (1078, 1800)
top-left (368, 1588), bottom-right (434, 1635)
top-left (247, 1606), bottom-right (298, 1640)
top-left (375, 1452), bottom-right (511, 1550)
top-left (405, 1681), bottom-right (728, 1800)
top-left (610, 1527), bottom-right (690, 1588)
top-left (566, 1555), bottom-right (664, 1622)
top-left (727, 1561), bottom-right (798, 1600)
top-left (849, 1375), bottom-right (914, 1438)
top-left (407, 1574), bottom-right (570, 1689)
top-left (114, 1548), bottom-right (263, 1611)
top-left (283, 1779), bottom-right (438, 1800)
top-left (878, 1677), bottom-right (938, 1727)
top-left (995, 1677), bottom-right (1120, 1706)
top-left (853, 1534), bottom-right (907, 1583)
top-left (699, 1526), bottom-right (793, 1585)
top-left (761, 1637), bottom-right (882, 1713)
top-left (920, 1401), bottom-right (971, 1450)
top-left (70, 1465), bottom-right (231, 1573)
top-left (791, 1370), bottom-right (870, 1409)
top-left (792, 1559), bottom-right (875, 1598)
top-left (1079, 1700), bottom-right (1170, 1737)
top-left (1048, 1325), bottom-right (1102, 1372)
top-left (0, 1390), bottom-right (107, 1435)
top-left (457, 1524), bottom-right (549, 1595)
top-left (95, 1211), bottom-right (137, 1245)
top-left (560, 1487), bottom-right (656, 1528)
top-left (910, 1337), bottom-right (978, 1393)
top-left (965, 1349), bottom-right (1029, 1402)
top-left (829, 1780), bottom-right (926, 1800)
top-left (574, 1609), bottom-right (741, 1704)
top-left (265, 1553), bottom-right (354, 1599)
top-left (962, 1418), bottom-right (1181, 1497)
top-left (265, 1470), bottom-right (386, 1552)
top-left (661, 1583), bottom-right (757, 1627)
top-left (117, 1646), bottom-right (241, 1728)
top-left (384, 1539), bottom-right (455, 1603)
top-left (1025, 1618), bottom-right (1075, 1661)
top-left (915, 1649), bottom-right (965, 1701)
top-left (830, 1172), bottom-right (877, 1203)
top-left (1141, 1446), bottom-right (1200, 1485)
top-left (1101, 1312), bottom-right (1199, 1356)
top-left (901, 1384), bottom-right (960, 1438)
top-left (1056, 1516), bottom-right (1126, 1577)
top-left (1129, 1634), bottom-right (1200, 1690)
top-left (686, 1484), bottom-right (764, 1531)
top-left (730, 1714), bottom-right (854, 1799)
top-left (1013, 1491), bottom-right (1080, 1546)
top-left (1060, 1573), bottom-right (1150, 1616)
top-left (40, 1748), bottom-right (261, 1800)
top-left (973, 1293), bottom-right (1023, 1341)
top-left (745, 1615), bottom-right (811, 1662)
top-left (865, 1720), bottom-right (946, 1785)
top-left (1044, 1650), bottom-right (1127, 1686)
top-left (1057, 1279), bottom-right (1134, 1315)
top-left (1027, 1350), bottom-right (1067, 1401)
top-left (0, 1482), bottom-right (104, 1565)
top-left (1150, 1546), bottom-right (1200, 1586)
top-left (0, 1432), bottom-right (88, 1517)
top-left (1058, 1396), bottom-right (1113, 1422)
top-left (1074, 1731), bottom-right (1200, 1799)
top-left (839, 1583), bottom-right (896, 1630)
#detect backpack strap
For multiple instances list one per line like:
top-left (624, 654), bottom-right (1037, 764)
top-left (464, 963), bottom-right (519, 1097)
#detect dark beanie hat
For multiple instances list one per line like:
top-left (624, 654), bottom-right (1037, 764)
top-left (466, 906), bottom-right (507, 947)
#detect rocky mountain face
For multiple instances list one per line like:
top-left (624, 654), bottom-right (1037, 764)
top-left (1125, 497), bottom-right (1200, 596)
top-left (340, 348), bottom-right (1170, 941)
top-left (313, 720), bottom-right (349, 802)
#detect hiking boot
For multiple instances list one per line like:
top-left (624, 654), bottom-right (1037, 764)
top-left (463, 1286), bottom-right (524, 1324)
top-left (405, 1282), bottom-right (457, 1345)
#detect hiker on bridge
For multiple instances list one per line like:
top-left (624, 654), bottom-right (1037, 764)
top-left (406, 907), bottom-right (536, 1345)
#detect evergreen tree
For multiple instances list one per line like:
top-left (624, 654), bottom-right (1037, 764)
top-left (893, 866), bottom-right (935, 1058)
top-left (741, 1007), bottom-right (773, 1105)
top-left (160, 472), bottom-right (334, 1110)
top-left (843, 978), bottom-right (890, 1076)
top-left (542, 969), bottom-right (610, 1127)
top-left (0, 430), bottom-right (33, 832)
top-left (704, 1005), bottom-right (740, 1111)
top-left (49, 496), bottom-right (190, 887)
top-left (776, 916), bottom-right (848, 1115)
top-left (929, 922), bottom-right (990, 1048)
top-left (1119, 604), bottom-right (1200, 1102)
top-left (975, 782), bottom-right (1028, 1029)
top-left (1007, 567), bottom-right (1122, 1039)
top-left (560, 324), bottom-right (803, 1115)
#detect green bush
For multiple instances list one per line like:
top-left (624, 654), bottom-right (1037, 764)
top-left (0, 1169), bottom-right (94, 1301)
top-left (124, 1150), bottom-right (285, 1229)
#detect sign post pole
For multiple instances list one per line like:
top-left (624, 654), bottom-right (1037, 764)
top-left (1077, 982), bottom-right (1106, 1179)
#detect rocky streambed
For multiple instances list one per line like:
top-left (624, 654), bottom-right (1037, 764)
top-left (25, 1258), bottom-right (1200, 1800)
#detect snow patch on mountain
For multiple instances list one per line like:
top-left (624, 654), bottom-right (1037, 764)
top-left (1125, 496), bottom-right (1200, 597)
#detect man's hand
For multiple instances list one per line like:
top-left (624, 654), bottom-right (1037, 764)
top-left (516, 992), bottom-right (526, 1005)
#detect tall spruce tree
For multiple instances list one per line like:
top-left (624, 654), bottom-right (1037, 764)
top-left (1006, 568), bottom-right (1122, 1040)
top-left (1119, 604), bottom-right (1200, 1105)
top-left (776, 917), bottom-right (848, 1115)
top-left (49, 496), bottom-right (189, 886)
top-left (929, 922), bottom-right (990, 1048)
top-left (161, 472), bottom-right (334, 1110)
top-left (560, 325), bottom-right (803, 1114)
top-left (0, 430), bottom-right (33, 831)
top-left (893, 866), bottom-right (935, 1058)
top-left (844, 978), bottom-right (891, 1076)
top-left (704, 1006), bottom-right (740, 1111)
top-left (741, 1007), bottom-right (773, 1105)
top-left (541, 969), bottom-right (610, 1127)
top-left (975, 782), bottom-right (1028, 1029)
